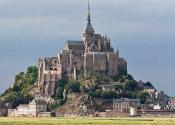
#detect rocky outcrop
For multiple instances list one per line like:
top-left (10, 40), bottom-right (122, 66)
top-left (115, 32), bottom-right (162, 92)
top-left (57, 93), bottom-right (95, 116)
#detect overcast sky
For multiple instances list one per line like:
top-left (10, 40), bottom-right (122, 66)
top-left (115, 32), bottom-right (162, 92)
top-left (0, 0), bottom-right (175, 96)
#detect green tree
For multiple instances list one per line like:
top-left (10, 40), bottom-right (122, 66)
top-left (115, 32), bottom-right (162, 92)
top-left (114, 84), bottom-right (123, 92)
top-left (126, 74), bottom-right (134, 80)
top-left (1, 66), bottom-right (37, 108)
top-left (66, 80), bottom-right (81, 92)
top-left (100, 89), bottom-right (117, 99)
top-left (118, 78), bottom-right (125, 83)
top-left (55, 87), bottom-right (64, 99)
top-left (95, 89), bottom-right (101, 97)
top-left (124, 80), bottom-right (138, 91)
top-left (137, 91), bottom-right (150, 103)
top-left (25, 66), bottom-right (38, 85)
top-left (15, 72), bottom-right (24, 83)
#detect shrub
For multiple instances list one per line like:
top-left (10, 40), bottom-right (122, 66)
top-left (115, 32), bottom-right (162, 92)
top-left (66, 80), bottom-right (81, 92)
top-left (124, 80), bottom-right (138, 91)
top-left (100, 89), bottom-right (117, 99)
top-left (137, 91), bottom-right (150, 103)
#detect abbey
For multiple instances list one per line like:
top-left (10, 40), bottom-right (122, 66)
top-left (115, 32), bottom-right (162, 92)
top-left (38, 5), bottom-right (127, 96)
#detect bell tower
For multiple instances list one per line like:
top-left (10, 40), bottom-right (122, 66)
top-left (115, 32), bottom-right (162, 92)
top-left (83, 1), bottom-right (95, 52)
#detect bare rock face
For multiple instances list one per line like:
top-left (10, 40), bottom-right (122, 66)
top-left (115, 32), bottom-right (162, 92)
top-left (57, 93), bottom-right (95, 116)
top-left (56, 92), bottom-right (115, 117)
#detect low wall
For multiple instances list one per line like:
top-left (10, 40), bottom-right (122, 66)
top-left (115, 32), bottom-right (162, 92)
top-left (106, 111), bottom-right (129, 117)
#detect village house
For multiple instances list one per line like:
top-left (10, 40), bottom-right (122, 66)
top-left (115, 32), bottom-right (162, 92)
top-left (112, 98), bottom-right (141, 112)
top-left (102, 98), bottom-right (141, 117)
top-left (8, 96), bottom-right (51, 117)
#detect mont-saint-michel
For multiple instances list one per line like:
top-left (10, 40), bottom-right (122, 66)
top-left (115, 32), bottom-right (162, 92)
top-left (38, 4), bottom-right (127, 97)
top-left (0, 1), bottom-right (175, 124)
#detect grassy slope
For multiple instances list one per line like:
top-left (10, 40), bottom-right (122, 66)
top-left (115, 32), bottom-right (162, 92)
top-left (0, 118), bottom-right (175, 125)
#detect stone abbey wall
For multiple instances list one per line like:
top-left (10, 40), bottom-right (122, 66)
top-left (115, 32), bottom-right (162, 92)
top-left (37, 8), bottom-right (127, 97)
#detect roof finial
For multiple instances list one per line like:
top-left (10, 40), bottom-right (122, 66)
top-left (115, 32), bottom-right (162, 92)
top-left (88, 0), bottom-right (90, 14)
top-left (87, 0), bottom-right (91, 23)
top-left (84, 0), bottom-right (95, 33)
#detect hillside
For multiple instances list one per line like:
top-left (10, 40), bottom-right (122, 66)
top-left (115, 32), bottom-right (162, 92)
top-left (51, 73), bottom-right (154, 113)
top-left (0, 66), bottom-right (38, 108)
top-left (0, 66), bottom-right (156, 112)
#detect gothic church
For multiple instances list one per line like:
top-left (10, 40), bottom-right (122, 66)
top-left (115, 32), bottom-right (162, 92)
top-left (38, 4), bottom-right (127, 96)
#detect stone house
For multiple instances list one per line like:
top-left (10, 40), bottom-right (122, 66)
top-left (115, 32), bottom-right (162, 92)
top-left (8, 97), bottom-right (48, 117)
top-left (104, 98), bottom-right (141, 117)
top-left (113, 98), bottom-right (140, 113)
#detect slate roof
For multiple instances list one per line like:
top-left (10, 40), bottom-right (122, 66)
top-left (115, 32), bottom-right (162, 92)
top-left (94, 34), bottom-right (102, 39)
top-left (66, 41), bottom-right (84, 46)
top-left (85, 22), bottom-right (95, 33)
top-left (65, 41), bottom-right (85, 50)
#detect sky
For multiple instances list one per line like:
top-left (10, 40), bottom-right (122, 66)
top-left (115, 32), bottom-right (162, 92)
top-left (0, 0), bottom-right (175, 96)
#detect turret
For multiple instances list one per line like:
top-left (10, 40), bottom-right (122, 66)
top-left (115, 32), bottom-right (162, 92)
top-left (116, 48), bottom-right (119, 57)
top-left (108, 38), bottom-right (111, 48)
top-left (104, 36), bottom-right (109, 50)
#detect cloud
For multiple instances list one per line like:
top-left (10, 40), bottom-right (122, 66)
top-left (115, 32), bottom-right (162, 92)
top-left (0, 0), bottom-right (175, 95)
top-left (0, 0), bottom-right (175, 44)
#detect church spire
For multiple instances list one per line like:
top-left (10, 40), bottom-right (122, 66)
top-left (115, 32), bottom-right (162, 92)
top-left (84, 1), bottom-right (94, 33)
top-left (87, 1), bottom-right (91, 23)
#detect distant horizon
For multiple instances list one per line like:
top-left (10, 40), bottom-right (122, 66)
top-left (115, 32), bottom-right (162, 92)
top-left (0, 0), bottom-right (175, 96)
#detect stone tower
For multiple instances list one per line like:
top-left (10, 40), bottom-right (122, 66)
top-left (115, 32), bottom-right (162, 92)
top-left (83, 2), bottom-right (95, 53)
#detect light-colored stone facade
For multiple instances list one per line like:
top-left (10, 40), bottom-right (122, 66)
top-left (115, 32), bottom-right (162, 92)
top-left (8, 97), bottom-right (48, 117)
top-left (113, 98), bottom-right (140, 113)
top-left (38, 6), bottom-right (127, 96)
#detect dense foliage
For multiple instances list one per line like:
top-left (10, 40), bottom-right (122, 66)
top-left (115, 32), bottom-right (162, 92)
top-left (137, 91), bottom-right (150, 103)
top-left (50, 73), bottom-right (145, 102)
top-left (88, 74), bottom-right (149, 100)
top-left (54, 79), bottom-right (66, 99)
top-left (66, 80), bottom-right (81, 92)
top-left (52, 79), bottom-right (81, 109)
top-left (0, 66), bottom-right (38, 108)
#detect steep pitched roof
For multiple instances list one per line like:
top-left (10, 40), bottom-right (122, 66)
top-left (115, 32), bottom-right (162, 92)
top-left (84, 1), bottom-right (95, 33)
top-left (85, 22), bottom-right (95, 33)
top-left (66, 41), bottom-right (84, 46)
top-left (65, 41), bottom-right (85, 50)
top-left (94, 34), bottom-right (102, 39)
